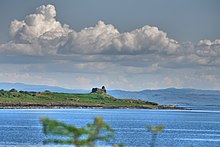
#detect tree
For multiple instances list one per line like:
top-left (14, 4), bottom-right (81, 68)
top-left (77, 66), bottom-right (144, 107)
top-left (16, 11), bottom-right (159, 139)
top-left (44, 90), bottom-right (50, 92)
top-left (40, 117), bottom-right (114, 147)
top-left (9, 88), bottom-right (17, 92)
top-left (41, 117), bottom-right (165, 147)
top-left (147, 125), bottom-right (164, 147)
top-left (85, 117), bottom-right (114, 147)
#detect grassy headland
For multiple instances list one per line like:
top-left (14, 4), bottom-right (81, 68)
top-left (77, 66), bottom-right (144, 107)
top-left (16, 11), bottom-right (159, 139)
top-left (0, 89), bottom-right (186, 109)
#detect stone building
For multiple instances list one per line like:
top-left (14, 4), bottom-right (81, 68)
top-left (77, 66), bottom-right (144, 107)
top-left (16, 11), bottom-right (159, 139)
top-left (91, 86), bottom-right (106, 93)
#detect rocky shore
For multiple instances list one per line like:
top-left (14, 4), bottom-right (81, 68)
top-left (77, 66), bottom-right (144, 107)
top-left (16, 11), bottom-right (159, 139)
top-left (0, 103), bottom-right (190, 110)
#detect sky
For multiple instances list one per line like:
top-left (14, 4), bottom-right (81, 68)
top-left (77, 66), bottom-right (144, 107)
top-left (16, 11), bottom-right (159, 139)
top-left (0, 0), bottom-right (220, 90)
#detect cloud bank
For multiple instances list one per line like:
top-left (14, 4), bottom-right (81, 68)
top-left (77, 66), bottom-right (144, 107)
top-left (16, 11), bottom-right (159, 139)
top-left (1, 4), bottom-right (219, 59)
top-left (0, 4), bottom-right (219, 58)
top-left (58, 20), bottom-right (179, 55)
top-left (0, 4), bottom-right (180, 56)
top-left (0, 4), bottom-right (220, 90)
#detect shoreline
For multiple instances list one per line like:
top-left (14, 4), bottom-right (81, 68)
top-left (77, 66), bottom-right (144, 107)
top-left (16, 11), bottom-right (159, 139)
top-left (0, 104), bottom-right (190, 110)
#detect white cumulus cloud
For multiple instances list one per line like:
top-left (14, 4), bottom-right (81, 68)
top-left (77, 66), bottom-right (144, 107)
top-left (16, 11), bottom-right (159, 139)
top-left (195, 39), bottom-right (220, 57)
top-left (0, 4), bottom-right (180, 56)
top-left (2, 4), bottom-right (71, 55)
top-left (10, 4), bottom-right (70, 42)
top-left (58, 21), bottom-right (179, 55)
top-left (58, 21), bottom-right (120, 54)
top-left (0, 4), bottom-right (220, 68)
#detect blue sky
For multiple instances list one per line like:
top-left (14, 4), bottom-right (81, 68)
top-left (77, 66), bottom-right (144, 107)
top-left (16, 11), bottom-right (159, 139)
top-left (1, 0), bottom-right (220, 43)
top-left (0, 0), bottom-right (220, 90)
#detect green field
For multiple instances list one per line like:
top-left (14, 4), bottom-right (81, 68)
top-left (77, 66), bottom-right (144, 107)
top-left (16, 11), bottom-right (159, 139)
top-left (0, 89), bottom-right (159, 109)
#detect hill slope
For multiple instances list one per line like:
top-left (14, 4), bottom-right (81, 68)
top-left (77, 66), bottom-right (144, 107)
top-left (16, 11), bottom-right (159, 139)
top-left (0, 89), bottom-right (162, 109)
top-left (0, 82), bottom-right (89, 93)
top-left (1, 83), bottom-right (220, 106)
top-left (108, 88), bottom-right (220, 106)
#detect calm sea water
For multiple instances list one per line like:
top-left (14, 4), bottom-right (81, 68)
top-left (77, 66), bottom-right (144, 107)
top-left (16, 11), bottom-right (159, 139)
top-left (0, 107), bottom-right (219, 147)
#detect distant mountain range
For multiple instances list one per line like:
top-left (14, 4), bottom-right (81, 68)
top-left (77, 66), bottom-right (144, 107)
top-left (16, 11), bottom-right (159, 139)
top-left (1, 82), bottom-right (220, 106)
top-left (108, 88), bottom-right (220, 106)
top-left (0, 82), bottom-right (89, 93)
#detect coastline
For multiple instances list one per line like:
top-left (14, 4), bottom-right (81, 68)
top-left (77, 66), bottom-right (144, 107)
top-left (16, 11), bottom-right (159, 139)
top-left (0, 104), bottom-right (190, 110)
top-left (0, 90), bottom-right (191, 110)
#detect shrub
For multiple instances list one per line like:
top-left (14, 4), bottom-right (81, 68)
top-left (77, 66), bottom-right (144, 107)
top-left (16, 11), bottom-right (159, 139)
top-left (44, 90), bottom-right (51, 93)
top-left (147, 125), bottom-right (164, 147)
top-left (40, 117), bottom-right (114, 147)
top-left (40, 117), bottom-right (164, 147)
top-left (9, 88), bottom-right (17, 92)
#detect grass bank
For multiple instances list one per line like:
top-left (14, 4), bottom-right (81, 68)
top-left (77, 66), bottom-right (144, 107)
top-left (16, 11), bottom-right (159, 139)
top-left (0, 89), bottom-right (186, 109)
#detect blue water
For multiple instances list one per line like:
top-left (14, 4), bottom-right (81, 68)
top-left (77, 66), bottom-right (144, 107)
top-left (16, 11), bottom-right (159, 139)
top-left (0, 107), bottom-right (220, 147)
